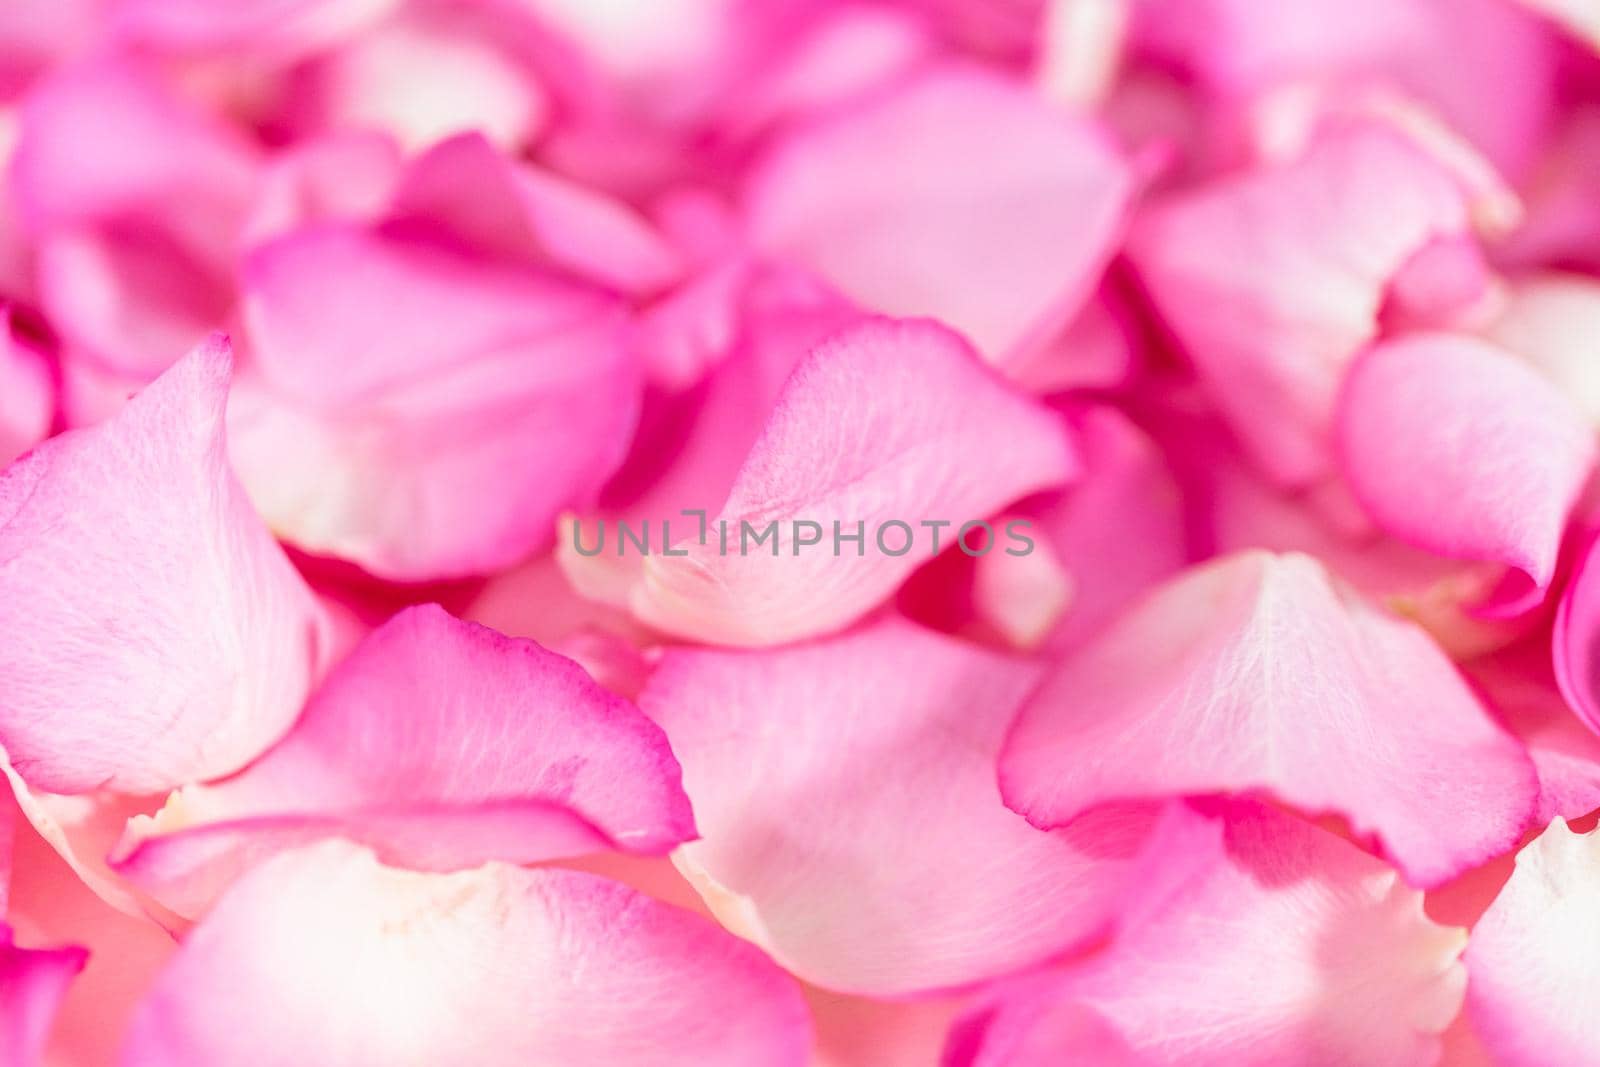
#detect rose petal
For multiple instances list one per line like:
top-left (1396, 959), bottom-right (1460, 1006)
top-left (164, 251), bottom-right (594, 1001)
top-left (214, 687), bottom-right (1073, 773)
top-left (10, 58), bottom-right (256, 235)
top-left (120, 841), bottom-right (812, 1066)
top-left (1465, 818), bottom-right (1600, 1067)
top-left (232, 223), bottom-right (640, 580)
top-left (954, 800), bottom-right (1466, 1066)
top-left (1000, 550), bottom-right (1537, 887)
top-left (112, 604), bottom-right (694, 919)
top-left (0, 336), bottom-right (326, 794)
top-left (640, 617), bottom-right (1163, 996)
top-left (1126, 121), bottom-right (1479, 484)
top-left (1465, 640), bottom-right (1600, 825)
top-left (980, 405), bottom-right (1187, 650)
top-left (1336, 333), bottom-right (1594, 614)
top-left (632, 317), bottom-right (1077, 646)
top-left (391, 132), bottom-right (683, 295)
top-left (747, 64), bottom-right (1132, 366)
top-left (289, 5), bottom-right (548, 152)
top-left (1485, 273), bottom-right (1600, 427)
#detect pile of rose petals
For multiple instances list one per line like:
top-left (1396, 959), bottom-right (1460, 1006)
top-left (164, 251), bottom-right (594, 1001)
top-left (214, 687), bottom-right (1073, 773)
top-left (8, 1), bottom-right (1600, 1064)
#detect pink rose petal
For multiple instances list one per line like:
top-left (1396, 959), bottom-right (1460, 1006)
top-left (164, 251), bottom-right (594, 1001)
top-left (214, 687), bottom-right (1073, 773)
top-left (633, 317), bottom-right (1077, 646)
top-left (120, 841), bottom-right (813, 1067)
top-left (0, 336), bottom-right (327, 795)
top-left (1465, 818), bottom-right (1600, 1067)
top-left (1336, 333), bottom-right (1594, 614)
top-left (1000, 550), bottom-right (1537, 887)
top-left (232, 222), bottom-right (640, 580)
top-left (391, 131), bottom-right (683, 295)
top-left (640, 617), bottom-right (1164, 996)
top-left (1127, 121), bottom-right (1480, 484)
top-left (112, 603), bottom-right (694, 919)
top-left (747, 64), bottom-right (1132, 366)
top-left (955, 800), bottom-right (1467, 1067)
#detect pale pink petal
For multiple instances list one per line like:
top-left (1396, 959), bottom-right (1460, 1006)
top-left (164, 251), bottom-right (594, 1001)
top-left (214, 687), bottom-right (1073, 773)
top-left (113, 604), bottom-right (693, 919)
top-left (120, 841), bottom-right (812, 1066)
top-left (391, 132), bottom-right (682, 295)
top-left (1485, 273), bottom-right (1600, 427)
top-left (1126, 121), bottom-right (1479, 484)
top-left (1465, 818), bottom-right (1600, 1067)
top-left (1000, 551), bottom-right (1537, 887)
top-left (958, 801), bottom-right (1467, 1067)
top-left (232, 223), bottom-right (639, 580)
top-left (747, 64), bottom-right (1132, 366)
top-left (0, 337), bottom-right (327, 794)
top-left (632, 317), bottom-right (1077, 646)
top-left (0, 924), bottom-right (85, 1067)
top-left (1336, 333), bottom-right (1594, 614)
top-left (290, 5), bottom-right (548, 152)
top-left (0, 315), bottom-right (50, 467)
top-left (640, 617), bottom-right (1164, 996)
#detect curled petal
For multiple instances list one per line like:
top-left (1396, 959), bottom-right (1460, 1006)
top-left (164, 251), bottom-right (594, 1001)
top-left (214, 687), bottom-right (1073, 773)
top-left (633, 317), bottom-right (1077, 646)
top-left (113, 604), bottom-right (694, 918)
top-left (120, 841), bottom-right (813, 1067)
top-left (0, 337), bottom-right (326, 795)
top-left (640, 617), bottom-right (1163, 996)
top-left (1466, 818), bottom-right (1600, 1067)
top-left (1336, 334), bottom-right (1593, 614)
top-left (747, 65), bottom-right (1132, 365)
top-left (1000, 550), bottom-right (1537, 887)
